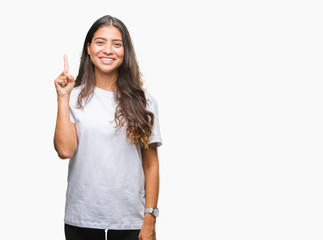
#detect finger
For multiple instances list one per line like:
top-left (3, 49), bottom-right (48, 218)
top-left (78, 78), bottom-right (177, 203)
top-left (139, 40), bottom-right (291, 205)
top-left (57, 79), bottom-right (66, 86)
top-left (55, 80), bottom-right (64, 88)
top-left (55, 76), bottom-right (64, 84)
top-left (58, 76), bottom-right (67, 85)
top-left (58, 71), bottom-right (66, 78)
top-left (66, 74), bottom-right (75, 82)
top-left (64, 54), bottom-right (69, 72)
top-left (57, 73), bottom-right (67, 82)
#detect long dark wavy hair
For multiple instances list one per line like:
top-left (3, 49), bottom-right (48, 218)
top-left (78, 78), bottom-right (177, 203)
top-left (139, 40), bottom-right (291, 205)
top-left (74, 15), bottom-right (154, 149)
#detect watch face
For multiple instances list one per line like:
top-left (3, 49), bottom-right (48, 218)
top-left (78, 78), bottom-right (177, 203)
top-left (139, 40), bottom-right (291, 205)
top-left (153, 208), bottom-right (159, 217)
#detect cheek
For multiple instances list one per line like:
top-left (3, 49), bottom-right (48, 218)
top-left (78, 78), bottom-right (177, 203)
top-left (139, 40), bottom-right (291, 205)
top-left (89, 44), bottom-right (102, 55)
top-left (89, 47), bottom-right (101, 63)
top-left (115, 47), bottom-right (124, 57)
top-left (117, 50), bottom-right (125, 61)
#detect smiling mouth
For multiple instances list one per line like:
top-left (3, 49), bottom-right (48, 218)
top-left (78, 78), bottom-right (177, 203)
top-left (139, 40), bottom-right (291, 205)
top-left (100, 57), bottom-right (115, 63)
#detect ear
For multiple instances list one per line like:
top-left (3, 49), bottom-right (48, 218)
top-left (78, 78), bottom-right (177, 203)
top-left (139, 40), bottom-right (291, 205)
top-left (87, 43), bottom-right (90, 55)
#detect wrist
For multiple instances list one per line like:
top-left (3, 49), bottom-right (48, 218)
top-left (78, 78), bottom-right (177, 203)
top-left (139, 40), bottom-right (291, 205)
top-left (57, 94), bottom-right (70, 102)
top-left (144, 213), bottom-right (156, 224)
top-left (144, 207), bottom-right (159, 218)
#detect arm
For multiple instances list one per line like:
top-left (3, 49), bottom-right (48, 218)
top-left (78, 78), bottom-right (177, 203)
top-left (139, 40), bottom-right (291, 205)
top-left (139, 142), bottom-right (160, 240)
top-left (53, 95), bottom-right (77, 159)
top-left (53, 55), bottom-right (77, 160)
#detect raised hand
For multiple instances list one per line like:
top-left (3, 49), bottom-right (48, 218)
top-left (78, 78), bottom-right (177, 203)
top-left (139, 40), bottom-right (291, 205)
top-left (54, 54), bottom-right (75, 97)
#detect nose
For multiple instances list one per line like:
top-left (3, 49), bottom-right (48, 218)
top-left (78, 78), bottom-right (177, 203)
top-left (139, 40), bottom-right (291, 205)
top-left (103, 42), bottom-right (113, 54)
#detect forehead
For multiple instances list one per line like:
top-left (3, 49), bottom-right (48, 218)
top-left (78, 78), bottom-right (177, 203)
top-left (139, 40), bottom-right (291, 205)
top-left (93, 25), bottom-right (122, 40)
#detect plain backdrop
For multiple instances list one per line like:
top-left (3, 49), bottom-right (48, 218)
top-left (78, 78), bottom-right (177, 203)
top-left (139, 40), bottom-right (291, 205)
top-left (0, 0), bottom-right (322, 239)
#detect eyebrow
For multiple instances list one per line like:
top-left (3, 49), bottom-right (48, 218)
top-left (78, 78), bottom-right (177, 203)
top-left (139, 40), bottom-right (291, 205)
top-left (93, 37), bottom-right (123, 42)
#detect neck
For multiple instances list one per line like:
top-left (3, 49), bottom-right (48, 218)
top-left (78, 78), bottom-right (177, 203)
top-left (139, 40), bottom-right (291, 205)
top-left (95, 70), bottom-right (118, 92)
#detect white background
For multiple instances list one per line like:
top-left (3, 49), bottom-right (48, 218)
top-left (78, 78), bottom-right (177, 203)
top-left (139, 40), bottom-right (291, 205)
top-left (0, 0), bottom-right (322, 239)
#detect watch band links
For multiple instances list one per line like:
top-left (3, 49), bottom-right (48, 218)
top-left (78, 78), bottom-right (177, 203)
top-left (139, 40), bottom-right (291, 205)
top-left (144, 207), bottom-right (159, 217)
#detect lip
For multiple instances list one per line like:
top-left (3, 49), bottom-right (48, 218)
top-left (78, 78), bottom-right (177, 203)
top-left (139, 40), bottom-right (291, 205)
top-left (99, 57), bottom-right (116, 65)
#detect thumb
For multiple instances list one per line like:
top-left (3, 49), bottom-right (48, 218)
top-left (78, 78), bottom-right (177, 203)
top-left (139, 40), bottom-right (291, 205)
top-left (66, 73), bottom-right (75, 82)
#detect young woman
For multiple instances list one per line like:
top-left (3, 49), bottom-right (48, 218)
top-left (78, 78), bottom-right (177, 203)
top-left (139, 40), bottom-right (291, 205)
top-left (54, 15), bottom-right (162, 240)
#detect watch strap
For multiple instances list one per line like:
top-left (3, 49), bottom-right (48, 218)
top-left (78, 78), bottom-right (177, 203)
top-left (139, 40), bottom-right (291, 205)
top-left (144, 208), bottom-right (154, 213)
top-left (144, 207), bottom-right (159, 217)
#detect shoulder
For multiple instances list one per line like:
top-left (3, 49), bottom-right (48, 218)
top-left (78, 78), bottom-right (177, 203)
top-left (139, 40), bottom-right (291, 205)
top-left (69, 85), bottom-right (82, 106)
top-left (70, 85), bottom-right (83, 100)
top-left (71, 85), bottom-right (82, 96)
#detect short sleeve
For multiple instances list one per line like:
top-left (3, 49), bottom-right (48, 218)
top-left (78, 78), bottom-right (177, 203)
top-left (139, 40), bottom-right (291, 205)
top-left (69, 106), bottom-right (76, 124)
top-left (146, 93), bottom-right (163, 147)
top-left (69, 88), bottom-right (79, 124)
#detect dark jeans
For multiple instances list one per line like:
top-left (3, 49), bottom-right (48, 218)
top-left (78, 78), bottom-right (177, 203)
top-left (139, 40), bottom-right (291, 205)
top-left (65, 223), bottom-right (141, 240)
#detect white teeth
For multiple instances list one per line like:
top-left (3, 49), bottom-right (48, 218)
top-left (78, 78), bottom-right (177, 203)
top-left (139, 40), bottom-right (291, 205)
top-left (101, 58), bottom-right (114, 61)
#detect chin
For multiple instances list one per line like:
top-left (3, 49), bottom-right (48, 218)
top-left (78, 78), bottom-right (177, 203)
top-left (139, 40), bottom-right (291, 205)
top-left (98, 68), bottom-right (118, 75)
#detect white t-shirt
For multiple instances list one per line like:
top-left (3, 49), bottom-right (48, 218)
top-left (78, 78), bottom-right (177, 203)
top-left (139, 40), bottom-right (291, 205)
top-left (64, 85), bottom-right (162, 229)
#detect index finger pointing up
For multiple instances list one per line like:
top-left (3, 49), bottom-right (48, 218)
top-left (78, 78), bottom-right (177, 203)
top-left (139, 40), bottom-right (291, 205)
top-left (64, 54), bottom-right (69, 72)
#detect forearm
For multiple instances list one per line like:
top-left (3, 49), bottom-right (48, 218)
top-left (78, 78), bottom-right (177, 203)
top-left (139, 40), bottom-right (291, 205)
top-left (54, 95), bottom-right (77, 159)
top-left (143, 164), bottom-right (159, 225)
top-left (141, 143), bottom-right (160, 231)
top-left (144, 165), bottom-right (159, 209)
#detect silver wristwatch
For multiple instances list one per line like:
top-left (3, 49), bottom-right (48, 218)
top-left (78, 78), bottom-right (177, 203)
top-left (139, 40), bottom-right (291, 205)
top-left (144, 207), bottom-right (159, 218)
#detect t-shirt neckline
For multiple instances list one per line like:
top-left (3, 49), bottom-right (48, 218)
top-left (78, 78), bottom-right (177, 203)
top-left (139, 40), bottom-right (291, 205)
top-left (94, 86), bottom-right (115, 97)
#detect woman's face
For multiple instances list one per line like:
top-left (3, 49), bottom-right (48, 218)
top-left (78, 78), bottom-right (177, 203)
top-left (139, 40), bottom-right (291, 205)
top-left (87, 25), bottom-right (124, 75)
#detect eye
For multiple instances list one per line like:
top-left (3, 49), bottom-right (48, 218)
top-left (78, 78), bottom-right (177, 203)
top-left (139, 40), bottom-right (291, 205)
top-left (96, 41), bottom-right (104, 45)
top-left (114, 43), bottom-right (123, 47)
